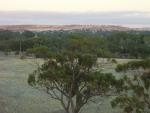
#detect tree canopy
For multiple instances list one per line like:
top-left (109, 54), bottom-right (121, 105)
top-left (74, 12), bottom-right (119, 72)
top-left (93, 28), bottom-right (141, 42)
top-left (0, 30), bottom-right (150, 59)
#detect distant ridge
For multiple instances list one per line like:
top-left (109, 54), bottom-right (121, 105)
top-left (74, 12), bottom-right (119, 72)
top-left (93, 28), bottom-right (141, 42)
top-left (0, 25), bottom-right (149, 32)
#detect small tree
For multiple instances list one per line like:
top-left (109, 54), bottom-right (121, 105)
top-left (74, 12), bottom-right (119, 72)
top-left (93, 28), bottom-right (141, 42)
top-left (22, 31), bottom-right (35, 38)
top-left (26, 46), bottom-right (52, 58)
top-left (112, 59), bottom-right (150, 113)
top-left (28, 52), bottom-right (120, 113)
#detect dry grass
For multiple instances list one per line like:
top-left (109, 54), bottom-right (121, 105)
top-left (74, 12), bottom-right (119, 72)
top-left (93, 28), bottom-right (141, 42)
top-left (0, 56), bottom-right (134, 113)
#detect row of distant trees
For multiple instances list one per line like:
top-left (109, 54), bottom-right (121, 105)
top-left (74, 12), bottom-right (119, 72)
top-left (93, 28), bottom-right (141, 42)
top-left (0, 30), bottom-right (150, 58)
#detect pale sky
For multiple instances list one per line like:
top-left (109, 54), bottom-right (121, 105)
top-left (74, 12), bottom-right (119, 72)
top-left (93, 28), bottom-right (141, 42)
top-left (0, 0), bottom-right (150, 12)
top-left (0, 0), bottom-right (150, 26)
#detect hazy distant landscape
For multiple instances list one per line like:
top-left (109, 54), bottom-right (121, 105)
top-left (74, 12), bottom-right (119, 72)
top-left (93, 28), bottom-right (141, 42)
top-left (0, 25), bottom-right (150, 32)
top-left (0, 25), bottom-right (137, 32)
top-left (0, 0), bottom-right (150, 113)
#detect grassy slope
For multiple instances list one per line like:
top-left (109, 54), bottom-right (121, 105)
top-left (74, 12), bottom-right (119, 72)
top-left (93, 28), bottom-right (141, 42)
top-left (0, 56), bottom-right (132, 113)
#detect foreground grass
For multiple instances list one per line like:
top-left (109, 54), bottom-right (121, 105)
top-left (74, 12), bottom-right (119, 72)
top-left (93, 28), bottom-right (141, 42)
top-left (0, 56), bottom-right (134, 113)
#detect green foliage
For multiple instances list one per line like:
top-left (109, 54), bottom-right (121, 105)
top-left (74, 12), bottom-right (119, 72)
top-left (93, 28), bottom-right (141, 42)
top-left (96, 48), bottom-right (114, 58)
top-left (27, 46), bottom-right (52, 58)
top-left (112, 60), bottom-right (150, 113)
top-left (78, 54), bottom-right (97, 68)
top-left (92, 73), bottom-right (120, 93)
top-left (111, 95), bottom-right (145, 113)
top-left (0, 30), bottom-right (150, 58)
top-left (116, 59), bottom-right (150, 72)
top-left (111, 58), bottom-right (117, 64)
top-left (28, 73), bottom-right (36, 86)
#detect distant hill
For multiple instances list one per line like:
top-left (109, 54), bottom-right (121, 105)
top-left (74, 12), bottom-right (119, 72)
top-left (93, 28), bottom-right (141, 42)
top-left (0, 25), bottom-right (150, 32)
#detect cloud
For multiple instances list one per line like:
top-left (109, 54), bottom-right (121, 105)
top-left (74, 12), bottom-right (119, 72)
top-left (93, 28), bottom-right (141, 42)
top-left (0, 11), bottom-right (150, 27)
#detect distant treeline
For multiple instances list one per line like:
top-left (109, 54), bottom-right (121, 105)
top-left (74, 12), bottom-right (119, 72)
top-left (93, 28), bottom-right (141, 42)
top-left (0, 30), bottom-right (150, 58)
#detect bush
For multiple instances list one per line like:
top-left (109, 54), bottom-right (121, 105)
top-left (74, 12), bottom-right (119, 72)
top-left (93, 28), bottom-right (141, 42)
top-left (26, 46), bottom-right (52, 58)
top-left (111, 59), bottom-right (117, 64)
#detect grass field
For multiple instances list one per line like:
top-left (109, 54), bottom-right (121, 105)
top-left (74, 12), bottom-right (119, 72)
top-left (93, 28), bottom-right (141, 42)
top-left (0, 55), bottom-right (133, 113)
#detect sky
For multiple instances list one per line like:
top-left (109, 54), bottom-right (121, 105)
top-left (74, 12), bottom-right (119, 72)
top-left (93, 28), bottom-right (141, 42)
top-left (0, 0), bottom-right (150, 12)
top-left (0, 0), bottom-right (150, 27)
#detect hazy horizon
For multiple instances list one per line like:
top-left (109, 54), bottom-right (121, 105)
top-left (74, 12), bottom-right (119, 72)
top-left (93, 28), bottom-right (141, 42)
top-left (0, 11), bottom-right (150, 28)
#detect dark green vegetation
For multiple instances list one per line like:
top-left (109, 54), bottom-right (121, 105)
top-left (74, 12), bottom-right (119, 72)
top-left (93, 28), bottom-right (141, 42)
top-left (0, 30), bottom-right (150, 58)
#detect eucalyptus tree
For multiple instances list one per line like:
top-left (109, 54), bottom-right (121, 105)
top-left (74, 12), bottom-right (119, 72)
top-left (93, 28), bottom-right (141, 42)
top-left (28, 52), bottom-right (121, 113)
